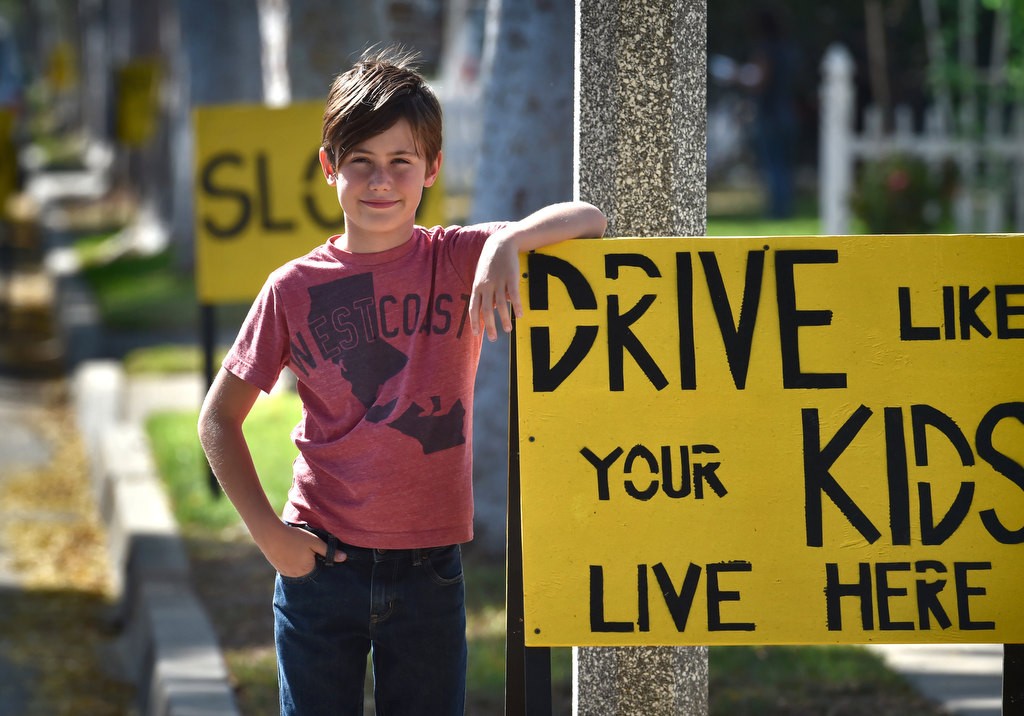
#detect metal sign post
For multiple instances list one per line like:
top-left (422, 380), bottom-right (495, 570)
top-left (506, 319), bottom-right (552, 715)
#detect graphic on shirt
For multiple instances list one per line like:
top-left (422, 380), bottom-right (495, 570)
top-left (307, 273), bottom-right (467, 454)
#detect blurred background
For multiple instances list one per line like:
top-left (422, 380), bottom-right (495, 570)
top-left (0, 1), bottom-right (1018, 714)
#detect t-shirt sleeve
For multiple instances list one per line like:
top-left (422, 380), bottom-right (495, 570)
top-left (222, 274), bottom-right (290, 393)
top-left (441, 221), bottom-right (511, 287)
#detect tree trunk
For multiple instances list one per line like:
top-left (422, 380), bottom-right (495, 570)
top-left (168, 0), bottom-right (264, 265)
top-left (468, 0), bottom-right (575, 556)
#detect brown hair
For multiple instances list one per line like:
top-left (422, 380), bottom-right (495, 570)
top-left (321, 46), bottom-right (443, 169)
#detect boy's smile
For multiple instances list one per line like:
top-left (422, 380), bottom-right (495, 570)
top-left (319, 118), bottom-right (441, 253)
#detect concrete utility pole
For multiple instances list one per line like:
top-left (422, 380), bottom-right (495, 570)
top-left (574, 0), bottom-right (708, 712)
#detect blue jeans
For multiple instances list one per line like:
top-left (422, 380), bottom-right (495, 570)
top-left (273, 527), bottom-right (467, 716)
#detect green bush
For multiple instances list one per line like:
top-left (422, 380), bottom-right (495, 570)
top-left (852, 155), bottom-right (956, 234)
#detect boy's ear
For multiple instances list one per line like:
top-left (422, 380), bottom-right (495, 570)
top-left (318, 147), bottom-right (336, 185)
top-left (424, 150), bottom-right (442, 188)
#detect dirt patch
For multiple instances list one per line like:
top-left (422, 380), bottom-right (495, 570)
top-left (0, 379), bottom-right (134, 715)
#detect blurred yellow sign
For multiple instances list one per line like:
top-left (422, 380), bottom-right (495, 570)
top-left (516, 234), bottom-right (1024, 646)
top-left (47, 42), bottom-right (77, 90)
top-left (0, 110), bottom-right (16, 219)
top-left (193, 101), bottom-right (445, 304)
top-left (116, 60), bottom-right (160, 147)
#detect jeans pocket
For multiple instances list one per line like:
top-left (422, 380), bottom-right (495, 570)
top-left (422, 545), bottom-right (464, 587)
top-left (278, 555), bottom-right (324, 585)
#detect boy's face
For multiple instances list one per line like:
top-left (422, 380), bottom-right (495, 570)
top-left (319, 118), bottom-right (441, 251)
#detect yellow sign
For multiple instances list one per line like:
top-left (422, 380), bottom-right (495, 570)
top-left (516, 234), bottom-right (1024, 646)
top-left (116, 60), bottom-right (160, 147)
top-left (193, 101), bottom-right (445, 304)
top-left (0, 110), bottom-right (16, 219)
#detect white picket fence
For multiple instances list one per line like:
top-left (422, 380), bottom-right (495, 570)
top-left (819, 43), bottom-right (1024, 235)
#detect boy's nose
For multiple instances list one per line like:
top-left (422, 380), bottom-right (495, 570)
top-left (369, 166), bottom-right (391, 189)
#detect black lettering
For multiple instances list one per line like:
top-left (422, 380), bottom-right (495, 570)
top-left (776, 250), bottom-right (847, 388)
top-left (528, 253), bottom-right (599, 392)
top-left (911, 404), bottom-right (975, 467)
top-left (589, 565), bottom-right (633, 632)
top-left (200, 152), bottom-right (252, 238)
top-left (302, 152), bottom-right (344, 229)
top-left (330, 306), bottom-right (358, 349)
top-left (607, 294), bottom-right (668, 391)
top-left (954, 562), bottom-right (995, 630)
top-left (528, 253), bottom-right (598, 311)
top-left (677, 253), bottom-right (697, 390)
top-left (884, 407), bottom-right (912, 545)
top-left (959, 286), bottom-right (992, 338)
top-left (661, 446), bottom-right (692, 498)
top-left (310, 315), bottom-right (337, 360)
top-left (996, 285), bottom-right (1024, 338)
top-left (402, 294), bottom-right (422, 335)
top-left (911, 404), bottom-right (975, 545)
top-left (652, 562), bottom-right (701, 632)
top-left (605, 253), bottom-right (661, 280)
top-left (456, 293), bottom-right (471, 338)
top-left (379, 296), bottom-right (399, 338)
top-left (700, 251), bottom-right (765, 389)
top-left (876, 562), bottom-right (914, 630)
top-left (919, 481), bottom-right (975, 545)
top-left (432, 294), bottom-right (453, 334)
top-left (531, 326), bottom-right (599, 393)
top-left (915, 560), bottom-right (952, 630)
top-left (289, 332), bottom-right (317, 378)
top-left (623, 445), bottom-right (659, 501)
top-left (256, 152), bottom-right (296, 232)
top-left (637, 564), bottom-right (650, 632)
top-left (825, 562), bottom-right (874, 631)
top-left (693, 444), bottom-right (727, 498)
top-left (803, 406), bottom-right (881, 547)
top-left (580, 447), bottom-right (624, 501)
top-left (707, 561), bottom-right (755, 631)
top-left (898, 286), bottom-right (941, 340)
top-left (605, 253), bottom-right (666, 390)
top-left (976, 402), bottom-right (1024, 544)
top-left (943, 286), bottom-right (956, 340)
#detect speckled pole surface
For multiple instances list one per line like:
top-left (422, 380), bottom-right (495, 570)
top-left (575, 0), bottom-right (707, 238)
top-left (573, 0), bottom-right (709, 713)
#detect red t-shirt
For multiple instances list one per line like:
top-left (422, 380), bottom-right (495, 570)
top-left (223, 223), bottom-right (507, 548)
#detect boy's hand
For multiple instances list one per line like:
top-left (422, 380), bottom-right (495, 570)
top-left (468, 202), bottom-right (606, 341)
top-left (257, 521), bottom-right (347, 578)
top-left (469, 232), bottom-right (522, 341)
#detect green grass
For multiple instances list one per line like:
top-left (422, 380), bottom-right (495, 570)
top-left (146, 393), bottom-right (300, 532)
top-left (78, 246), bottom-right (199, 332)
top-left (706, 214), bottom-right (823, 237)
top-left (75, 235), bottom-right (250, 333)
top-left (123, 344), bottom-right (231, 375)
top-left (709, 645), bottom-right (940, 715)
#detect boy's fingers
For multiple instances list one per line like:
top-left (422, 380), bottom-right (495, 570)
top-left (495, 293), bottom-right (512, 334)
top-left (468, 290), bottom-right (483, 336)
top-left (482, 301), bottom-right (498, 341)
top-left (507, 284), bottom-right (523, 320)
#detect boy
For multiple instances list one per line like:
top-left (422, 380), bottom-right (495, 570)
top-left (198, 47), bottom-right (605, 716)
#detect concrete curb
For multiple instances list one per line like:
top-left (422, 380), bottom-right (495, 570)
top-left (72, 360), bottom-right (240, 716)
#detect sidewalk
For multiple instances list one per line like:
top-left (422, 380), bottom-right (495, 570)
top-left (868, 643), bottom-right (1004, 716)
top-left (0, 162), bottom-right (239, 714)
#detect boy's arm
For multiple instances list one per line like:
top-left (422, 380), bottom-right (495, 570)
top-left (469, 200), bottom-right (606, 340)
top-left (198, 368), bottom-right (344, 574)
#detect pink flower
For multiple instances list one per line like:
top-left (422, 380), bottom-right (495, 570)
top-left (887, 169), bottom-right (910, 192)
